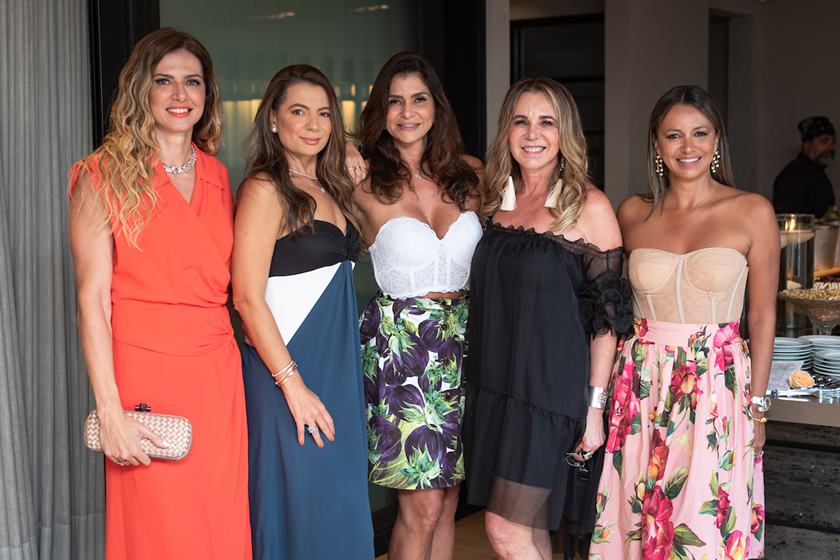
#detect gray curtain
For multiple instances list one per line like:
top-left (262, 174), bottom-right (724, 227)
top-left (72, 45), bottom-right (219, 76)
top-left (0, 1), bottom-right (105, 559)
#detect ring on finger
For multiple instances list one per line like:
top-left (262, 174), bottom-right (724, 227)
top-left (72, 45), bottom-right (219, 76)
top-left (306, 424), bottom-right (318, 434)
top-left (116, 459), bottom-right (128, 467)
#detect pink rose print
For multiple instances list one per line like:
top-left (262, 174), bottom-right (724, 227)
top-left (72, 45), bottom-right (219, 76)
top-left (751, 503), bottom-right (765, 538)
top-left (642, 486), bottom-right (674, 560)
top-left (715, 486), bottom-right (731, 528)
top-left (606, 361), bottom-right (640, 453)
top-left (713, 322), bottom-right (740, 371)
top-left (647, 431), bottom-right (669, 482)
top-left (724, 530), bottom-right (748, 560)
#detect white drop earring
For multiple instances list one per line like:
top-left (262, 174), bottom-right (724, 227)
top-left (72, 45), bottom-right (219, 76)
top-left (500, 176), bottom-right (516, 211)
top-left (544, 158), bottom-right (566, 208)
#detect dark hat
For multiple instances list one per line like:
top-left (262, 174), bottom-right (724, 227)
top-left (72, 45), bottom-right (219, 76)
top-left (798, 116), bottom-right (835, 142)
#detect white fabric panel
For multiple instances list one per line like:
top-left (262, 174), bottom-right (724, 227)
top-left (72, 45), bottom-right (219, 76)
top-left (265, 264), bottom-right (341, 345)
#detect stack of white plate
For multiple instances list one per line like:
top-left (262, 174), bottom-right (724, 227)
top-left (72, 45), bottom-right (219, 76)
top-left (798, 335), bottom-right (840, 356)
top-left (773, 337), bottom-right (813, 370)
top-left (813, 349), bottom-right (840, 378)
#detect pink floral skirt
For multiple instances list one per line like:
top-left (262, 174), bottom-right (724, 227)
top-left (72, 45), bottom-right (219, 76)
top-left (590, 319), bottom-right (765, 560)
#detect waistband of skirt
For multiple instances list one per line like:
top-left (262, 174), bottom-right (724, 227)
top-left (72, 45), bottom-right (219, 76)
top-left (634, 318), bottom-right (742, 346)
top-left (373, 290), bottom-right (468, 308)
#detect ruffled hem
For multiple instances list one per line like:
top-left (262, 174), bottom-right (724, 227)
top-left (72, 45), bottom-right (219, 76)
top-left (464, 386), bottom-right (601, 531)
top-left (579, 269), bottom-right (634, 338)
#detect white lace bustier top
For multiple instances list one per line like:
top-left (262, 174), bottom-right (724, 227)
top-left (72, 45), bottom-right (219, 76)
top-left (369, 211), bottom-right (483, 298)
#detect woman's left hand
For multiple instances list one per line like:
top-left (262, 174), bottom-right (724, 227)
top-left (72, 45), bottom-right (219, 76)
top-left (344, 141), bottom-right (368, 185)
top-left (575, 406), bottom-right (606, 459)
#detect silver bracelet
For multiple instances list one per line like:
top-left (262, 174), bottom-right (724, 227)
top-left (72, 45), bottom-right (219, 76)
top-left (588, 386), bottom-right (608, 409)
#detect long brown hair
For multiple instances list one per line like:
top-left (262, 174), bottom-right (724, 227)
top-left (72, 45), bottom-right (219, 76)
top-left (357, 52), bottom-right (478, 208)
top-left (646, 85), bottom-right (735, 205)
top-left (244, 65), bottom-right (355, 234)
top-left (483, 77), bottom-right (589, 231)
top-left (75, 27), bottom-right (222, 248)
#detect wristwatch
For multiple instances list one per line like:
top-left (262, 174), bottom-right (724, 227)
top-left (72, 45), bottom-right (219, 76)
top-left (750, 395), bottom-right (772, 414)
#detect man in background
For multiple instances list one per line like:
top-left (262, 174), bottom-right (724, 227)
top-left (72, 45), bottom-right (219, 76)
top-left (773, 116), bottom-right (836, 218)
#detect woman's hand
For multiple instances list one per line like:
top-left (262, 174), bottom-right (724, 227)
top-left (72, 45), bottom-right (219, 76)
top-left (576, 406), bottom-right (607, 459)
top-left (281, 377), bottom-right (335, 448)
top-left (753, 414), bottom-right (767, 457)
top-left (97, 405), bottom-right (168, 466)
top-left (344, 141), bottom-right (368, 185)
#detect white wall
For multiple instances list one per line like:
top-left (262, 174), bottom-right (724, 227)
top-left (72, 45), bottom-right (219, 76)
top-left (490, 0), bottom-right (840, 206)
top-left (604, 0), bottom-right (709, 205)
top-left (486, 0), bottom-right (510, 148)
top-left (753, 0), bottom-right (840, 201)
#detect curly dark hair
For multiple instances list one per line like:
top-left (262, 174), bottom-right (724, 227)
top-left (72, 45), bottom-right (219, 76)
top-left (356, 52), bottom-right (478, 208)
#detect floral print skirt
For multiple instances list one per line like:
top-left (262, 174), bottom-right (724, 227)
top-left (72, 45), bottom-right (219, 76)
top-left (360, 293), bottom-right (467, 490)
top-left (590, 319), bottom-right (765, 560)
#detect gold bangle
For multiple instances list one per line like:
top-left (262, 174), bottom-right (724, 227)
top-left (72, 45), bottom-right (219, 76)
top-left (754, 416), bottom-right (768, 424)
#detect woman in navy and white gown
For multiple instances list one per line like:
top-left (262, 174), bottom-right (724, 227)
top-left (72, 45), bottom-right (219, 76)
top-left (232, 65), bottom-right (373, 559)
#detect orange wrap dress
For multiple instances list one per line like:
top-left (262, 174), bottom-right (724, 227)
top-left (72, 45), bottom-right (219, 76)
top-left (70, 148), bottom-right (252, 560)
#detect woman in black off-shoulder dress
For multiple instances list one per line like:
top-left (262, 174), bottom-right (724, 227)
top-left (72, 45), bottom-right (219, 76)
top-left (463, 77), bottom-right (633, 559)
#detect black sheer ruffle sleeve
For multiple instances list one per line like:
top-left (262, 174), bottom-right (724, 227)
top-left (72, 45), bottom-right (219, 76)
top-left (579, 247), bottom-right (634, 338)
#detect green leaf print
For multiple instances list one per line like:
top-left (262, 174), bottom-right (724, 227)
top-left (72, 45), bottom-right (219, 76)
top-left (362, 345), bottom-right (380, 380)
top-left (671, 542), bottom-right (691, 560)
top-left (441, 359), bottom-right (460, 387)
top-left (674, 523), bottom-right (706, 547)
top-left (699, 499), bottom-right (718, 517)
top-left (709, 472), bottom-right (719, 495)
top-left (626, 527), bottom-right (642, 542)
top-left (612, 449), bottom-right (623, 474)
top-left (401, 446), bottom-right (443, 489)
top-left (664, 467), bottom-right (690, 500)
top-left (723, 506), bottom-right (736, 536)
top-left (630, 411), bottom-right (642, 435)
top-left (706, 431), bottom-right (718, 450)
top-left (639, 377), bottom-right (651, 400)
top-left (724, 366), bottom-right (737, 395)
top-left (719, 450), bottom-right (734, 471)
top-left (591, 524), bottom-right (612, 545)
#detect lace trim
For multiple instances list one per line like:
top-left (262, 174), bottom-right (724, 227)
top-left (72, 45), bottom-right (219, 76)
top-left (488, 221), bottom-right (625, 257)
top-left (578, 269), bottom-right (634, 338)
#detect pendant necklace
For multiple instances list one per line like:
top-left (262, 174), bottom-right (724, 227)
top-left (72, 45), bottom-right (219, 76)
top-left (289, 169), bottom-right (325, 192)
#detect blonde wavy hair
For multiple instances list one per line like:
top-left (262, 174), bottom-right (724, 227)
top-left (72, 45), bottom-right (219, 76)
top-left (75, 28), bottom-right (222, 248)
top-left (483, 77), bottom-right (589, 232)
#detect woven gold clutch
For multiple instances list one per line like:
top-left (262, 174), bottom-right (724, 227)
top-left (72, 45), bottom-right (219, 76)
top-left (83, 407), bottom-right (192, 461)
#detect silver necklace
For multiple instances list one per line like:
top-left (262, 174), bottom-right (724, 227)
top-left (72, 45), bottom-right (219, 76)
top-left (289, 169), bottom-right (325, 192)
top-left (162, 144), bottom-right (197, 175)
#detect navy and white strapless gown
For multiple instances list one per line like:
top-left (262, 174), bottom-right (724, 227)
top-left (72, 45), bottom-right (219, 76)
top-left (242, 220), bottom-right (374, 559)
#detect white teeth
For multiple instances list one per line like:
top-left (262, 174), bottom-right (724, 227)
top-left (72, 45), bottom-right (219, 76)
top-left (678, 157), bottom-right (700, 163)
top-left (523, 146), bottom-right (545, 153)
top-left (168, 108), bottom-right (190, 114)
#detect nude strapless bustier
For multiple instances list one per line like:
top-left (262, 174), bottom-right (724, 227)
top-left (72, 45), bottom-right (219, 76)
top-left (628, 247), bottom-right (748, 324)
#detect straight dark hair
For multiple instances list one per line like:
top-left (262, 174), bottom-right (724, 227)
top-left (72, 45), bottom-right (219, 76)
top-left (245, 65), bottom-right (356, 234)
top-left (357, 52), bottom-right (478, 208)
top-left (645, 85), bottom-right (735, 205)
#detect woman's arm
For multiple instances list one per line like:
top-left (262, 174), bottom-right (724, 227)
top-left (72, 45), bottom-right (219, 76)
top-left (743, 194), bottom-right (780, 453)
top-left (232, 177), bottom-right (335, 447)
top-left (576, 188), bottom-right (624, 455)
top-left (69, 172), bottom-right (165, 466)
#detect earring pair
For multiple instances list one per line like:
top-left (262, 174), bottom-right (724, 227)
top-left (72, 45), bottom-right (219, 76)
top-left (500, 158), bottom-right (565, 211)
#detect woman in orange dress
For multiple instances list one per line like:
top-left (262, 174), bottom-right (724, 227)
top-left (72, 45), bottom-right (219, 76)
top-left (68, 28), bottom-right (251, 559)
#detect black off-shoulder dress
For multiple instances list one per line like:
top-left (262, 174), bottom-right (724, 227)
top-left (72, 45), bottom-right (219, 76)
top-left (464, 222), bottom-right (633, 534)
